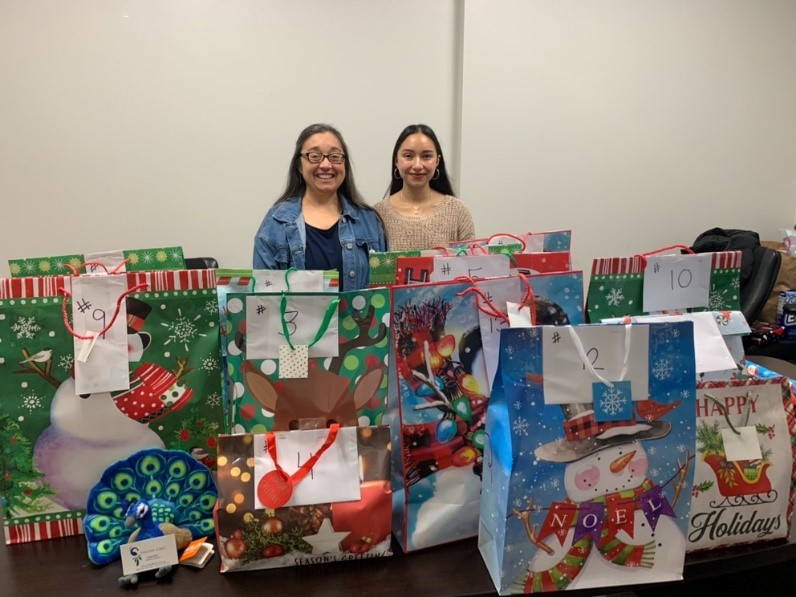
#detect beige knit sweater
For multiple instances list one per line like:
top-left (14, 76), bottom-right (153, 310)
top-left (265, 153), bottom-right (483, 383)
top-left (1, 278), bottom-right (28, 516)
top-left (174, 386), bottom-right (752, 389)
top-left (374, 195), bottom-right (476, 251)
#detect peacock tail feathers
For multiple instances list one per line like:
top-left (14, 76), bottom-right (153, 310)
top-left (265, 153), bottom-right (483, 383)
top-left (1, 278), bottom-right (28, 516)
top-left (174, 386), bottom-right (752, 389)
top-left (84, 448), bottom-right (218, 565)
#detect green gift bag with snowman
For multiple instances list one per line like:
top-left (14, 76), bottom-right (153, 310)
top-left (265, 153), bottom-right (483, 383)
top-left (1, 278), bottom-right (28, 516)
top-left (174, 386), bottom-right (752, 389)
top-left (0, 270), bottom-right (224, 544)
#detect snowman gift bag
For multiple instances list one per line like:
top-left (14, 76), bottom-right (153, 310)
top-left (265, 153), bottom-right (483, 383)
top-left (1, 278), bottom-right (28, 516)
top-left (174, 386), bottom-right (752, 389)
top-left (479, 322), bottom-right (698, 594)
top-left (0, 270), bottom-right (225, 544)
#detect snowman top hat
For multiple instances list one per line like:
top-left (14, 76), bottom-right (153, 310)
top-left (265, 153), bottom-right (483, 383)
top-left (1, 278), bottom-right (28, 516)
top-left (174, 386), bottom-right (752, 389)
top-left (126, 296), bottom-right (152, 351)
top-left (534, 401), bottom-right (671, 464)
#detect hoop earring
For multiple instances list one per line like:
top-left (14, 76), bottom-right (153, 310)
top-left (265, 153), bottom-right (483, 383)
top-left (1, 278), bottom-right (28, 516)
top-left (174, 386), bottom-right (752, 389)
top-left (393, 167), bottom-right (401, 180)
top-left (432, 169), bottom-right (440, 180)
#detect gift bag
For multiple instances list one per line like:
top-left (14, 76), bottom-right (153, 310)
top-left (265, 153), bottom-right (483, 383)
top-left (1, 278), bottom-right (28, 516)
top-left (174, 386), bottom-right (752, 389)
top-left (368, 250), bottom-right (422, 288)
top-left (224, 287), bottom-right (390, 433)
top-left (449, 230), bottom-right (572, 253)
top-left (450, 233), bottom-right (573, 275)
top-left (396, 253), bottom-right (511, 285)
top-left (0, 270), bottom-right (225, 544)
top-left (600, 312), bottom-right (741, 381)
top-left (216, 270), bottom-right (255, 427)
top-left (215, 424), bottom-right (392, 571)
top-left (687, 377), bottom-right (796, 552)
top-left (216, 269), bottom-right (336, 429)
top-left (480, 322), bottom-right (698, 594)
top-left (472, 271), bottom-right (585, 392)
top-left (389, 279), bottom-right (496, 552)
top-left (8, 246), bottom-right (187, 276)
top-left (586, 249), bottom-right (742, 322)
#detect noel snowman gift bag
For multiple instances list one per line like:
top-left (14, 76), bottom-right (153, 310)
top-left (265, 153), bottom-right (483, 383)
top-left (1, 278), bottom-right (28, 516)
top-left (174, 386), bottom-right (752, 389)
top-left (214, 424), bottom-right (392, 571)
top-left (479, 322), bottom-right (698, 594)
top-left (0, 270), bottom-right (225, 544)
top-left (687, 377), bottom-right (796, 552)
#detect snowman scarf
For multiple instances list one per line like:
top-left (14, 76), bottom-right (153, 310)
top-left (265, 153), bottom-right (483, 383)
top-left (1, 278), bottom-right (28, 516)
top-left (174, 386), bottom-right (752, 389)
top-left (514, 478), bottom-right (676, 593)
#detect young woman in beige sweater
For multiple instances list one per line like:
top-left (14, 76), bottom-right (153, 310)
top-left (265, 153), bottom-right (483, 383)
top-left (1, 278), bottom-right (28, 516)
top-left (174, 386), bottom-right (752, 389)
top-left (374, 124), bottom-right (475, 251)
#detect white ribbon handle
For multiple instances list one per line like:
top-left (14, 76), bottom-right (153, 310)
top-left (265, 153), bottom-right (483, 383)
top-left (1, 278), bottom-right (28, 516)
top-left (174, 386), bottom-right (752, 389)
top-left (566, 324), bottom-right (632, 388)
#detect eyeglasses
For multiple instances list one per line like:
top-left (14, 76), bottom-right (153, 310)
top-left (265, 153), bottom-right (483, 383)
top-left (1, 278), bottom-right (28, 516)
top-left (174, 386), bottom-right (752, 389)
top-left (301, 151), bottom-right (346, 165)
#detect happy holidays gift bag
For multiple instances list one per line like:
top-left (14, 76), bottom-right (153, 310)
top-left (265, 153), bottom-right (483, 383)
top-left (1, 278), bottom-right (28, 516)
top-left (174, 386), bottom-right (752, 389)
top-left (479, 322), bottom-right (698, 594)
top-left (224, 287), bottom-right (390, 433)
top-left (586, 249), bottom-right (742, 322)
top-left (215, 424), bottom-right (392, 571)
top-left (687, 377), bottom-right (796, 552)
top-left (0, 270), bottom-right (225, 544)
top-left (388, 278), bottom-right (498, 552)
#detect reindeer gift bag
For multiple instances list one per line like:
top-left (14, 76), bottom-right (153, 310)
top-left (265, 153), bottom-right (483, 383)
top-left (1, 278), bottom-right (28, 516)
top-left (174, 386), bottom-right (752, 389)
top-left (479, 322), bottom-right (698, 594)
top-left (224, 288), bottom-right (390, 433)
top-left (687, 377), bottom-right (796, 552)
top-left (0, 270), bottom-right (225, 544)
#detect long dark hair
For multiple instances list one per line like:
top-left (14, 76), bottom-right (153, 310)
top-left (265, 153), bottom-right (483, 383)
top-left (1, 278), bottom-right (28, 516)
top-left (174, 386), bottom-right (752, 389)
top-left (276, 123), bottom-right (368, 208)
top-left (388, 124), bottom-right (455, 196)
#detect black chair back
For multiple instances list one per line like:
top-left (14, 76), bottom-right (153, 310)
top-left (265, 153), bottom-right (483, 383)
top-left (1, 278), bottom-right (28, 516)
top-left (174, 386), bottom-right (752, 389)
top-left (184, 257), bottom-right (219, 269)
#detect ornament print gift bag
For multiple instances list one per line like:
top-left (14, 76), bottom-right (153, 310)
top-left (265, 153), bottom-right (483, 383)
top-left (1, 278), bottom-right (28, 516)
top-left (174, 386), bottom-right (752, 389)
top-left (215, 424), bottom-right (392, 571)
top-left (688, 377), bottom-right (796, 552)
top-left (479, 322), bottom-right (698, 594)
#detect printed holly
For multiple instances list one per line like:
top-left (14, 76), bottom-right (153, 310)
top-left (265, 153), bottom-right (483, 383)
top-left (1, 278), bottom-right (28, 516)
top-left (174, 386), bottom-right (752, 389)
top-left (0, 413), bottom-right (54, 515)
top-left (235, 512), bottom-right (322, 563)
top-left (172, 406), bottom-right (221, 467)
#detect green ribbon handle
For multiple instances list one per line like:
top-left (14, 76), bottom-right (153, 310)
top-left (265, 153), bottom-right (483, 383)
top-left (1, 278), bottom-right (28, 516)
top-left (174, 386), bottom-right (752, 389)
top-left (284, 267), bottom-right (298, 292)
top-left (279, 293), bottom-right (340, 352)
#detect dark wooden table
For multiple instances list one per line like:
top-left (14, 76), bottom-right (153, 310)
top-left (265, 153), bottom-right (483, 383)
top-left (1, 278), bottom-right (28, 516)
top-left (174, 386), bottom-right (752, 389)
top-left (2, 526), bottom-right (796, 596)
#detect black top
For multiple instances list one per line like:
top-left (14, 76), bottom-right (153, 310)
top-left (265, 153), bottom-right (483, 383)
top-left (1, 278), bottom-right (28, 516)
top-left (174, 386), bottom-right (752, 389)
top-left (305, 222), bottom-right (343, 290)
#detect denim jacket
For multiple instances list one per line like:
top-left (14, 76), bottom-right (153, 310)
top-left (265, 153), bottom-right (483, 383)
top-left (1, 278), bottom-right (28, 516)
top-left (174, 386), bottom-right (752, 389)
top-left (252, 195), bottom-right (387, 290)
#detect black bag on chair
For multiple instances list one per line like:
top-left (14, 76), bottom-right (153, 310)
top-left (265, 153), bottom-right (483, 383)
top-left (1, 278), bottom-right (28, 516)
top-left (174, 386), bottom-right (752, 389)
top-left (691, 228), bottom-right (780, 324)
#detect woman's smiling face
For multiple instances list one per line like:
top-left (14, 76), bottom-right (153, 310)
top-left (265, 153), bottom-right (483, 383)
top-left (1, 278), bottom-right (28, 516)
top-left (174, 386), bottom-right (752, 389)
top-left (300, 131), bottom-right (346, 197)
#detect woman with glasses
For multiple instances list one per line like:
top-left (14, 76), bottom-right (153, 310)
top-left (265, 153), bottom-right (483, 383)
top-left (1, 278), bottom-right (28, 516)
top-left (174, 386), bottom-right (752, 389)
top-left (374, 124), bottom-right (475, 251)
top-left (253, 123), bottom-right (387, 290)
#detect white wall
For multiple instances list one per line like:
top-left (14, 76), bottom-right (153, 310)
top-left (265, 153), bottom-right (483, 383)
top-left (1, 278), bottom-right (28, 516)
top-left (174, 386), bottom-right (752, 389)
top-left (461, 0), bottom-right (796, 271)
top-left (0, 0), bottom-right (458, 271)
top-left (1, 0), bottom-right (794, 275)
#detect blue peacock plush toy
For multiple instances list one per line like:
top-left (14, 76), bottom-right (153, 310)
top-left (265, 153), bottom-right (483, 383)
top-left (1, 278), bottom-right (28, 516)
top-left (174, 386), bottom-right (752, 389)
top-left (83, 448), bottom-right (217, 569)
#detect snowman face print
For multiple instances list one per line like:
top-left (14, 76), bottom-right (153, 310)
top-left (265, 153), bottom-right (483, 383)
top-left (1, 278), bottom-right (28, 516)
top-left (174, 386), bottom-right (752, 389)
top-left (563, 441), bottom-right (649, 503)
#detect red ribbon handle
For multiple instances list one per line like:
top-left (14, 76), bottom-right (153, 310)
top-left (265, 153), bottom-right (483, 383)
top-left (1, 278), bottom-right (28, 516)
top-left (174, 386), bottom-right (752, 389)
top-left (266, 423), bottom-right (341, 485)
